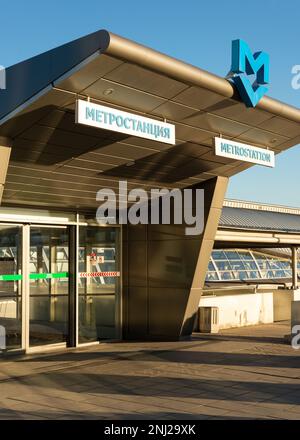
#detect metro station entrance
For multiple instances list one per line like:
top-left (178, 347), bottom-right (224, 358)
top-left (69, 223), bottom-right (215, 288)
top-left (0, 212), bottom-right (121, 354)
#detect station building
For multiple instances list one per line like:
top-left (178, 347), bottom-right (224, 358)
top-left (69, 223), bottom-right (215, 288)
top-left (0, 29), bottom-right (300, 354)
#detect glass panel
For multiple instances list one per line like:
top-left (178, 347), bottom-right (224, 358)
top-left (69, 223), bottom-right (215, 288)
top-left (238, 271), bottom-right (248, 280)
top-left (260, 270), bottom-right (268, 278)
top-left (247, 271), bottom-right (260, 279)
top-left (224, 251), bottom-right (240, 259)
top-left (79, 227), bottom-right (120, 343)
top-left (219, 271), bottom-right (235, 280)
top-left (0, 226), bottom-right (22, 351)
top-left (274, 270), bottom-right (286, 278)
top-left (230, 261), bottom-right (246, 271)
top-left (210, 250), bottom-right (299, 282)
top-left (215, 260), bottom-right (232, 271)
top-left (29, 227), bottom-right (69, 347)
top-left (206, 272), bottom-right (219, 281)
top-left (211, 251), bottom-right (226, 260)
top-left (208, 261), bottom-right (215, 271)
top-left (239, 251), bottom-right (255, 260)
top-left (255, 257), bottom-right (268, 270)
top-left (243, 261), bottom-right (258, 270)
top-left (267, 270), bottom-right (276, 278)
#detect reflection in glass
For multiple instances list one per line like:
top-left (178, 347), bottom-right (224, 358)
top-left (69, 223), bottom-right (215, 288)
top-left (0, 226), bottom-right (22, 350)
top-left (208, 249), bottom-right (293, 282)
top-left (29, 227), bottom-right (69, 347)
top-left (79, 227), bottom-right (120, 343)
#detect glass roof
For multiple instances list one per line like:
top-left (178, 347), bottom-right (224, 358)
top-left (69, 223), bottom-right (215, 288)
top-left (206, 249), bottom-right (294, 282)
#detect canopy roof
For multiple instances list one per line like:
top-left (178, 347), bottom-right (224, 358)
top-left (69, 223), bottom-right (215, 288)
top-left (1, 29), bottom-right (300, 209)
top-left (220, 207), bottom-right (300, 233)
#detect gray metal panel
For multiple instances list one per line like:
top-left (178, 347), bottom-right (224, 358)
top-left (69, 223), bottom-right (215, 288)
top-left (151, 101), bottom-right (199, 122)
top-left (208, 101), bottom-right (274, 126)
top-left (0, 30), bottom-right (110, 121)
top-left (55, 54), bottom-right (123, 93)
top-left (7, 164), bottom-right (173, 191)
top-left (175, 123), bottom-right (216, 144)
top-left (148, 287), bottom-right (188, 337)
top-left (220, 206), bottom-right (300, 233)
top-left (182, 112), bottom-right (251, 138)
top-left (104, 62), bottom-right (189, 98)
top-left (173, 86), bottom-right (228, 110)
top-left (122, 177), bottom-right (228, 340)
top-left (258, 116), bottom-right (300, 138)
top-left (235, 127), bottom-right (288, 150)
top-left (82, 78), bottom-right (166, 112)
top-left (0, 89), bottom-right (72, 138)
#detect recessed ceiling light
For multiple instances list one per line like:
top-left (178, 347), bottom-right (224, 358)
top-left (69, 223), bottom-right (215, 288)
top-left (103, 88), bottom-right (114, 96)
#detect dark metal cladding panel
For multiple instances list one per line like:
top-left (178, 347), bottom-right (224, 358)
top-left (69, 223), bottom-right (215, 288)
top-left (122, 177), bottom-right (227, 341)
top-left (220, 206), bottom-right (300, 233)
top-left (0, 29), bottom-right (110, 121)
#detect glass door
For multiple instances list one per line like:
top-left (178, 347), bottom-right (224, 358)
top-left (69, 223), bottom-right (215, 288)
top-left (29, 226), bottom-right (69, 347)
top-left (0, 225), bottom-right (22, 351)
top-left (78, 226), bottom-right (120, 343)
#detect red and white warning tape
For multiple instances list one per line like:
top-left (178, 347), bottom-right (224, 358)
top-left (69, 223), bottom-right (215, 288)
top-left (79, 271), bottom-right (120, 278)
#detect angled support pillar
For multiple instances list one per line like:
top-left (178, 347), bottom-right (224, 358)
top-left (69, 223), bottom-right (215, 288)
top-left (180, 176), bottom-right (228, 337)
top-left (122, 176), bottom-right (228, 341)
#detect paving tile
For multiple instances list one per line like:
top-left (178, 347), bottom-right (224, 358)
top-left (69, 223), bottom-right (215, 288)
top-left (0, 321), bottom-right (300, 420)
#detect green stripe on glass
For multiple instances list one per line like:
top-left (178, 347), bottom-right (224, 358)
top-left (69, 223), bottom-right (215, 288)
top-left (0, 274), bottom-right (22, 281)
top-left (30, 272), bottom-right (69, 280)
top-left (0, 272), bottom-right (69, 281)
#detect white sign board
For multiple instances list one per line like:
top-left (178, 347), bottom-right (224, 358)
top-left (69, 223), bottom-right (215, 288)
top-left (214, 137), bottom-right (275, 168)
top-left (76, 99), bottom-right (175, 145)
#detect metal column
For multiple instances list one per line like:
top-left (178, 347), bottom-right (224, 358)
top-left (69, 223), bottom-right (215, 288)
top-left (292, 246), bottom-right (298, 290)
top-left (68, 224), bottom-right (79, 347)
top-left (22, 224), bottom-right (30, 351)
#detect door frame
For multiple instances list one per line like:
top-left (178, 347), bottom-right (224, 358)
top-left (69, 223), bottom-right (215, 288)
top-left (76, 225), bottom-right (122, 346)
top-left (25, 224), bottom-right (69, 354)
top-left (0, 209), bottom-right (122, 355)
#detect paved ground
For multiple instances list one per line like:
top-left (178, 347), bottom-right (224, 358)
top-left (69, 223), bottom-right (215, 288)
top-left (0, 321), bottom-right (299, 420)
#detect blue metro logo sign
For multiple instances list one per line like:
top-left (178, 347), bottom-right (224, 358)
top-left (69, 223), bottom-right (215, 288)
top-left (230, 39), bottom-right (269, 107)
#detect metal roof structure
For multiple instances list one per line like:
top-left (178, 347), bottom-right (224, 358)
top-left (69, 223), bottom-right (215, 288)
top-left (220, 206), bottom-right (300, 233)
top-left (215, 200), bottom-right (300, 249)
top-left (206, 248), bottom-right (294, 283)
top-left (209, 201), bottom-right (300, 287)
top-left (1, 30), bottom-right (300, 209)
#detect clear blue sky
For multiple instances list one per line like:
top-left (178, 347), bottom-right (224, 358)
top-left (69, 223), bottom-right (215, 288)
top-left (1, 0), bottom-right (300, 206)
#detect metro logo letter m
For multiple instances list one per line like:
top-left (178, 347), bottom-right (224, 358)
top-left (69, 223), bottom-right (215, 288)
top-left (231, 39), bottom-right (269, 107)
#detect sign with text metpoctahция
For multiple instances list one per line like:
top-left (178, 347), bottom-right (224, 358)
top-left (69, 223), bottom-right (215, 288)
top-left (214, 137), bottom-right (275, 168)
top-left (76, 99), bottom-right (176, 145)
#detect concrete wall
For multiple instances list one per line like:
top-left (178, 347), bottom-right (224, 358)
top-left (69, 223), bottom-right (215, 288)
top-left (199, 292), bottom-right (274, 330)
top-left (0, 299), bottom-right (16, 319)
top-left (273, 290), bottom-right (293, 321)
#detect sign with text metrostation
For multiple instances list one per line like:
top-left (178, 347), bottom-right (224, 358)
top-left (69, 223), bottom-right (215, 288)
top-left (214, 137), bottom-right (275, 168)
top-left (76, 99), bottom-right (176, 145)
